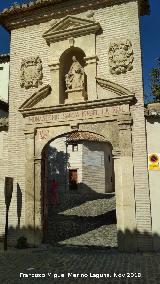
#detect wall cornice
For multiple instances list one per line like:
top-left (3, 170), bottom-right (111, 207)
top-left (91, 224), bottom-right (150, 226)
top-left (19, 95), bottom-right (134, 117)
top-left (0, 0), bottom-right (149, 31)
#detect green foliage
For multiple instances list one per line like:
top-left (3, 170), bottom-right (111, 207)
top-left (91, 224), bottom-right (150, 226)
top-left (150, 58), bottom-right (160, 102)
top-left (141, 0), bottom-right (150, 16)
top-left (16, 236), bottom-right (28, 249)
top-left (145, 0), bottom-right (150, 14)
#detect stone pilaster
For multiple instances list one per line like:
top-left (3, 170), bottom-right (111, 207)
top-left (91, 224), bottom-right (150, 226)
top-left (85, 55), bottom-right (97, 101)
top-left (25, 129), bottom-right (43, 245)
top-left (113, 115), bottom-right (137, 251)
top-left (34, 157), bottom-right (43, 244)
top-left (24, 129), bottom-right (35, 243)
top-left (49, 61), bottom-right (61, 105)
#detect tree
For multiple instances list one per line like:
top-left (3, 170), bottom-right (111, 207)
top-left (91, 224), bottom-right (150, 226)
top-left (150, 58), bottom-right (160, 102)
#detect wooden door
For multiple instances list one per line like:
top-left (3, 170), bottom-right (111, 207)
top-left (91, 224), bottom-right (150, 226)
top-left (69, 169), bottom-right (78, 190)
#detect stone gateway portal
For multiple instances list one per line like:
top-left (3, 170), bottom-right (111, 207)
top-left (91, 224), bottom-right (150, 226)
top-left (0, 0), bottom-right (153, 251)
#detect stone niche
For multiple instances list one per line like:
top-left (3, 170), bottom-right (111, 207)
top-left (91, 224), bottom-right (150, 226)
top-left (43, 15), bottom-right (100, 105)
top-left (61, 51), bottom-right (87, 104)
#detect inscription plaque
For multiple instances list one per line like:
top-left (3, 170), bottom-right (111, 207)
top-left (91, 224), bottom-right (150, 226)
top-left (27, 105), bottom-right (129, 125)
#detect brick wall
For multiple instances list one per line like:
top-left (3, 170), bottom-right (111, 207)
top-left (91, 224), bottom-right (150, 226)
top-left (0, 130), bottom-right (8, 240)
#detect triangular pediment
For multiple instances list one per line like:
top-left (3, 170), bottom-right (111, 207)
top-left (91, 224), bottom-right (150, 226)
top-left (19, 85), bottom-right (51, 111)
top-left (96, 77), bottom-right (135, 100)
top-left (43, 16), bottom-right (101, 44)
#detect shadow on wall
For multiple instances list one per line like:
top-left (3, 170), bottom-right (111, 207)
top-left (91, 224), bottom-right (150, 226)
top-left (0, 225), bottom-right (42, 247)
top-left (0, 227), bottom-right (159, 252)
top-left (1, 182), bottom-right (23, 243)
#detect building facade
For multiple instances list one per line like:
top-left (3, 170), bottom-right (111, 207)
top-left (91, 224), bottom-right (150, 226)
top-left (0, 0), bottom-right (153, 251)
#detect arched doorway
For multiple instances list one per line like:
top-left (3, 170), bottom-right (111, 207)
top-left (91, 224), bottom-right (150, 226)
top-left (41, 131), bottom-right (117, 248)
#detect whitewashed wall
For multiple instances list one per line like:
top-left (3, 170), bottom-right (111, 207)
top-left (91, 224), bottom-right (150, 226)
top-left (0, 62), bottom-right (9, 102)
top-left (49, 137), bottom-right (113, 193)
top-left (146, 115), bottom-right (160, 251)
top-left (82, 142), bottom-right (113, 193)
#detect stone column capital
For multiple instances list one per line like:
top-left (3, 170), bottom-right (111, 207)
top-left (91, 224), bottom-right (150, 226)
top-left (24, 128), bottom-right (36, 137)
top-left (112, 148), bottom-right (121, 159)
top-left (48, 61), bottom-right (60, 71)
top-left (34, 155), bottom-right (42, 163)
top-left (118, 115), bottom-right (133, 131)
top-left (118, 115), bottom-right (133, 156)
top-left (84, 55), bottom-right (98, 65)
top-left (70, 122), bottom-right (79, 129)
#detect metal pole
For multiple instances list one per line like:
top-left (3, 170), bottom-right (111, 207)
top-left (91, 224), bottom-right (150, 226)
top-left (4, 206), bottom-right (9, 251)
top-left (4, 177), bottom-right (13, 251)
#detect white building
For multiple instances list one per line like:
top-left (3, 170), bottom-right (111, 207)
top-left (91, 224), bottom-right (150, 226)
top-left (145, 103), bottom-right (160, 251)
top-left (48, 131), bottom-right (113, 193)
top-left (0, 54), bottom-right (10, 104)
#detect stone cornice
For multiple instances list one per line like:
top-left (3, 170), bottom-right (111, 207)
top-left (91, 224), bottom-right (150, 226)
top-left (0, 0), bottom-right (149, 31)
top-left (96, 77), bottom-right (135, 98)
top-left (112, 148), bottom-right (121, 158)
top-left (19, 85), bottom-right (51, 110)
top-left (117, 114), bottom-right (133, 129)
top-left (19, 95), bottom-right (134, 117)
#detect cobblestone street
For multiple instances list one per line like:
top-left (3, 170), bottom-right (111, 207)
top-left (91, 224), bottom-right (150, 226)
top-left (47, 192), bottom-right (117, 248)
top-left (0, 246), bottom-right (160, 284)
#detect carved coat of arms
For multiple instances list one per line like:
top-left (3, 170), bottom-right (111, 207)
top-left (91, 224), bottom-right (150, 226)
top-left (20, 56), bottom-right (43, 89)
top-left (108, 40), bottom-right (134, 75)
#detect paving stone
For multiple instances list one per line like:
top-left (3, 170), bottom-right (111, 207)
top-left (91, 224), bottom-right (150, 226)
top-left (47, 193), bottom-right (117, 247)
top-left (0, 247), bottom-right (160, 284)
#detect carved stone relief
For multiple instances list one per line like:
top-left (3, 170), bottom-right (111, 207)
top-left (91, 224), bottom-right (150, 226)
top-left (65, 56), bottom-right (85, 90)
top-left (108, 40), bottom-right (134, 75)
top-left (20, 56), bottom-right (43, 89)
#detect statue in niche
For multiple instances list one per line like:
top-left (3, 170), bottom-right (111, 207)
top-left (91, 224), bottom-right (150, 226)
top-left (65, 56), bottom-right (84, 90)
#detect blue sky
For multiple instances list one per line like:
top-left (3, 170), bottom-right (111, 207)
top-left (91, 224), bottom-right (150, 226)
top-left (0, 0), bottom-right (160, 101)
